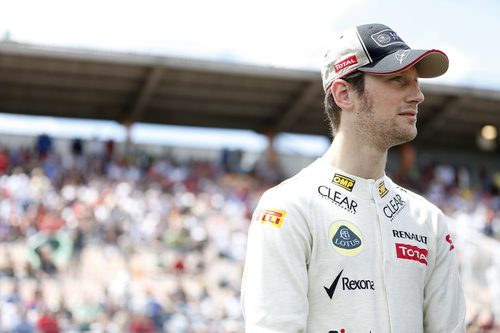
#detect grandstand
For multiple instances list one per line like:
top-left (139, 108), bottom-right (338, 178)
top-left (0, 41), bottom-right (500, 332)
top-left (2, 40), bottom-right (500, 151)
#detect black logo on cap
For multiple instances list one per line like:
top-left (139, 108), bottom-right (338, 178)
top-left (371, 29), bottom-right (404, 47)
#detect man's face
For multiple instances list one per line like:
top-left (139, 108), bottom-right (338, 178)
top-left (352, 66), bottom-right (424, 149)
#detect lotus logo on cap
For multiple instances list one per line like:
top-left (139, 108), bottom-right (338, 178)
top-left (371, 29), bottom-right (405, 47)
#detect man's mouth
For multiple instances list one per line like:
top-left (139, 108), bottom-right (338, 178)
top-left (399, 110), bottom-right (417, 120)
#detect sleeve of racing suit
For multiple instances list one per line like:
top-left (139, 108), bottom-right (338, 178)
top-left (423, 212), bottom-right (466, 333)
top-left (241, 186), bottom-right (312, 333)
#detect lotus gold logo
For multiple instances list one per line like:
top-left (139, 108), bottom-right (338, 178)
top-left (378, 181), bottom-right (388, 198)
top-left (332, 173), bottom-right (355, 192)
top-left (329, 221), bottom-right (364, 256)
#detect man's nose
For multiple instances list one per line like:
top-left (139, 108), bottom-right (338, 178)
top-left (408, 81), bottom-right (425, 105)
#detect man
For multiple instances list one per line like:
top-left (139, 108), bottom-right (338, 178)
top-left (241, 23), bottom-right (466, 333)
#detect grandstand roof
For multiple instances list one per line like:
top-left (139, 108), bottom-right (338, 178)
top-left (1, 41), bottom-right (500, 151)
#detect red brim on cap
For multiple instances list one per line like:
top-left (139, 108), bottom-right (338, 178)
top-left (357, 49), bottom-right (449, 78)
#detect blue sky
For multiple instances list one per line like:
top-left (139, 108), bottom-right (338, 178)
top-left (0, 0), bottom-right (498, 154)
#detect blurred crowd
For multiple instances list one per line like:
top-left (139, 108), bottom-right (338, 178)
top-left (0, 134), bottom-right (499, 332)
top-left (0, 134), bottom-right (273, 333)
top-left (393, 160), bottom-right (500, 241)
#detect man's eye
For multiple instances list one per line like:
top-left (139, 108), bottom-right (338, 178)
top-left (391, 76), bottom-right (408, 85)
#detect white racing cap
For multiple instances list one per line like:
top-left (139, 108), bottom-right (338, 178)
top-left (321, 23), bottom-right (449, 92)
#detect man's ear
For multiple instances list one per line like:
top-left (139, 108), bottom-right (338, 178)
top-left (331, 79), bottom-right (353, 110)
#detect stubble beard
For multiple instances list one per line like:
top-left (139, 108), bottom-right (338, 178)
top-left (354, 93), bottom-right (417, 150)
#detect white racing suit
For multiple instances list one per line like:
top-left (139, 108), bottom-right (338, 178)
top-left (241, 155), bottom-right (466, 333)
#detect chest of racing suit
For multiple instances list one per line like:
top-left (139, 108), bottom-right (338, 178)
top-left (241, 156), bottom-right (466, 333)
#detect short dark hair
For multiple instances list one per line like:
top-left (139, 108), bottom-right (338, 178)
top-left (323, 72), bottom-right (365, 135)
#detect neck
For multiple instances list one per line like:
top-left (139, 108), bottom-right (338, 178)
top-left (328, 131), bottom-right (388, 179)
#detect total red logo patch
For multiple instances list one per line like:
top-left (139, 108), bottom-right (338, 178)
top-left (445, 234), bottom-right (455, 251)
top-left (395, 243), bottom-right (428, 265)
top-left (334, 55), bottom-right (358, 73)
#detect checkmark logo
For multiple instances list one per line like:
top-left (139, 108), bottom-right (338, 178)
top-left (324, 269), bottom-right (343, 299)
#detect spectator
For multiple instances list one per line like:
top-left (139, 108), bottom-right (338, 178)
top-left (36, 134), bottom-right (52, 160)
top-left (129, 311), bottom-right (155, 333)
top-left (71, 138), bottom-right (84, 156)
top-left (13, 309), bottom-right (34, 333)
top-left (36, 308), bottom-right (60, 333)
top-left (0, 148), bottom-right (10, 174)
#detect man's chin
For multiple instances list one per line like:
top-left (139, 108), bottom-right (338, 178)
top-left (389, 129), bottom-right (417, 148)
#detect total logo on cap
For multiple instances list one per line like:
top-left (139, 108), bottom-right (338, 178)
top-left (329, 221), bottom-right (364, 256)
